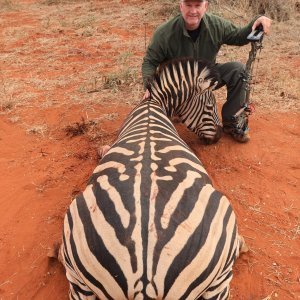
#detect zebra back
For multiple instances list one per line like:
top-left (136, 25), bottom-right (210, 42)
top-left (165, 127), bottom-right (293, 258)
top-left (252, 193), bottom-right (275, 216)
top-left (61, 60), bottom-right (241, 300)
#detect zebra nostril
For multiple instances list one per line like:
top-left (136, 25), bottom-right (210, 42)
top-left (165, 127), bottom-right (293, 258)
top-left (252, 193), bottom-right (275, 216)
top-left (199, 126), bottom-right (222, 144)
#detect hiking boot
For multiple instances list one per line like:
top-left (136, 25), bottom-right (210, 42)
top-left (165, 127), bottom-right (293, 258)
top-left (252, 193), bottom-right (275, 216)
top-left (223, 124), bottom-right (250, 143)
top-left (223, 107), bottom-right (252, 143)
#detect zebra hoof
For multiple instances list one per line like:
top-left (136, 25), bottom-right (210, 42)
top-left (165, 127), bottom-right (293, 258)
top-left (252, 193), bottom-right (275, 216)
top-left (97, 145), bottom-right (111, 159)
top-left (47, 241), bottom-right (61, 259)
top-left (238, 235), bottom-right (249, 254)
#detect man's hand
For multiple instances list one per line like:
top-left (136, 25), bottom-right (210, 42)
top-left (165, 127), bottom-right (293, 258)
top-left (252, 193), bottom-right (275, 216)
top-left (143, 89), bottom-right (150, 100)
top-left (252, 16), bottom-right (272, 35)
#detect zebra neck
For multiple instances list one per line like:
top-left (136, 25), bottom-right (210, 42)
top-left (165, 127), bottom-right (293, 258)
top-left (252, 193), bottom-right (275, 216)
top-left (149, 94), bottom-right (179, 120)
top-left (117, 100), bottom-right (175, 145)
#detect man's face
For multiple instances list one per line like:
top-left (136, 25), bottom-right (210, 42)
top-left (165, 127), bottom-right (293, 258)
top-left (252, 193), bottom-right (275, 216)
top-left (180, 1), bottom-right (208, 30)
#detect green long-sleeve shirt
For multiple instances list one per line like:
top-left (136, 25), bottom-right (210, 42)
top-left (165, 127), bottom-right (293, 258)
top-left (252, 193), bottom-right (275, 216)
top-left (142, 13), bottom-right (259, 87)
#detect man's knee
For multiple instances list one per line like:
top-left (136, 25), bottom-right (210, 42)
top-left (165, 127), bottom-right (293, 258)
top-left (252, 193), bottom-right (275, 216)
top-left (226, 62), bottom-right (245, 83)
top-left (216, 61), bottom-right (245, 87)
top-left (229, 61), bottom-right (244, 72)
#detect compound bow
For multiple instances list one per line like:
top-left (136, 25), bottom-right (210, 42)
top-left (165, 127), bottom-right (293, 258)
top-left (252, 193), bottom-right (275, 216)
top-left (232, 25), bottom-right (264, 132)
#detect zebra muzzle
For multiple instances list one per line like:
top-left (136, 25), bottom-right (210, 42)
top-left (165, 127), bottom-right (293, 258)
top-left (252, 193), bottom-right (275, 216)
top-left (199, 125), bottom-right (223, 145)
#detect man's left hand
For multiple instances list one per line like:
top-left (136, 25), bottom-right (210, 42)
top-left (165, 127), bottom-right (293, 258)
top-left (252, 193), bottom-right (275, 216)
top-left (252, 16), bottom-right (272, 35)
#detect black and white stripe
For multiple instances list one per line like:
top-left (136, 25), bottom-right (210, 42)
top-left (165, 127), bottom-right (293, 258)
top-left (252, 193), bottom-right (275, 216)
top-left (61, 59), bottom-right (242, 300)
top-left (149, 58), bottom-right (222, 144)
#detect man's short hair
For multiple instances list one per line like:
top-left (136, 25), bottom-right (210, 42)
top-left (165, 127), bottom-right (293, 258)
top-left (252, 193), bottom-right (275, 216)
top-left (181, 0), bottom-right (208, 2)
top-left (180, 0), bottom-right (208, 3)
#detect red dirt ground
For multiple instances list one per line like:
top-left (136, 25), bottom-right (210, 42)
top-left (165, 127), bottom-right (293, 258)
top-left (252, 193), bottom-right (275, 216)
top-left (0, 1), bottom-right (299, 299)
top-left (1, 105), bottom-right (299, 300)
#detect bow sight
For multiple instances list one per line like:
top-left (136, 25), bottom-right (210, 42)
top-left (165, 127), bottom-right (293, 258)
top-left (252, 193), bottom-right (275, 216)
top-left (232, 25), bottom-right (264, 131)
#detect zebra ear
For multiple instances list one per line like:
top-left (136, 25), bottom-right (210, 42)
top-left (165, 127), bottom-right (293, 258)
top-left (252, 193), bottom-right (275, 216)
top-left (196, 77), bottom-right (217, 93)
top-left (145, 77), bottom-right (152, 91)
top-left (145, 78), bottom-right (153, 96)
top-left (195, 66), bottom-right (218, 93)
top-left (211, 80), bottom-right (218, 90)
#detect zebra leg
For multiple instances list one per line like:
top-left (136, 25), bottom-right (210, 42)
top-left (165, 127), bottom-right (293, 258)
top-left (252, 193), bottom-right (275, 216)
top-left (65, 266), bottom-right (97, 300)
top-left (48, 242), bottom-right (96, 298)
top-left (59, 243), bottom-right (97, 300)
top-left (202, 283), bottom-right (230, 300)
top-left (48, 242), bottom-right (96, 299)
top-left (201, 236), bottom-right (248, 299)
top-left (238, 234), bottom-right (249, 254)
top-left (201, 261), bottom-right (233, 299)
top-left (47, 241), bottom-right (61, 259)
top-left (201, 230), bottom-right (245, 300)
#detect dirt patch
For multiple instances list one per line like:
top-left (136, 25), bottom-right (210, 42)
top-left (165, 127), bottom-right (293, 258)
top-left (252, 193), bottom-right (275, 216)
top-left (0, 1), bottom-right (299, 299)
top-left (177, 112), bottom-right (300, 299)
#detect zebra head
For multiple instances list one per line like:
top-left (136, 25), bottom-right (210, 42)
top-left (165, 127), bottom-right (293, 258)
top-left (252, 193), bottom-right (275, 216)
top-left (148, 58), bottom-right (222, 144)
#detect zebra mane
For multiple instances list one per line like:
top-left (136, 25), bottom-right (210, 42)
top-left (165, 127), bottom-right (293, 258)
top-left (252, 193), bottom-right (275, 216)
top-left (147, 57), bottom-right (220, 93)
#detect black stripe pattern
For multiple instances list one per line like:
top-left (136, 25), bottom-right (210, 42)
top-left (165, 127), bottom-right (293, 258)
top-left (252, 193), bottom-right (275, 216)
top-left (61, 59), bottom-right (241, 300)
top-left (149, 58), bottom-right (222, 144)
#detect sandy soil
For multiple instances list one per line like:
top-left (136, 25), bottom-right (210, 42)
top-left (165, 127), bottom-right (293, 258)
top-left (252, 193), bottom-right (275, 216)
top-left (0, 1), bottom-right (299, 299)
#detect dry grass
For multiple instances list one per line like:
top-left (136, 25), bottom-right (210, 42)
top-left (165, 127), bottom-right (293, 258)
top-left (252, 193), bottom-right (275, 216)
top-left (212, 0), bottom-right (300, 21)
top-left (102, 68), bottom-right (138, 92)
top-left (0, 0), bottom-right (16, 11)
top-left (63, 114), bottom-right (119, 144)
top-left (248, 0), bottom-right (300, 21)
top-left (25, 124), bottom-right (48, 136)
top-left (0, 0), bottom-right (299, 116)
top-left (64, 117), bottom-right (97, 137)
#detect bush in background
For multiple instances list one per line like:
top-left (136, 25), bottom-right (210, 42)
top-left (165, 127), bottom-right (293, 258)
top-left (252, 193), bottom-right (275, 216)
top-left (159, 0), bottom-right (299, 21)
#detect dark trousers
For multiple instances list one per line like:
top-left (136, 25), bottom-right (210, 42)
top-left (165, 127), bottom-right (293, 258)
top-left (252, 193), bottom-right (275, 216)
top-left (215, 62), bottom-right (246, 123)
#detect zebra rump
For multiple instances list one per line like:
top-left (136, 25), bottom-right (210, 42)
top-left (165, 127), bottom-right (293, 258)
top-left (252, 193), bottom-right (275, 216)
top-left (60, 58), bottom-right (242, 300)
